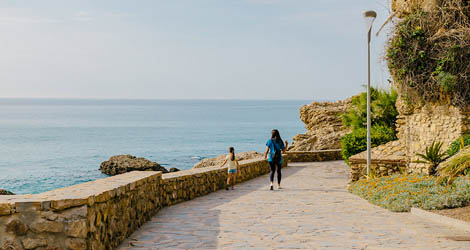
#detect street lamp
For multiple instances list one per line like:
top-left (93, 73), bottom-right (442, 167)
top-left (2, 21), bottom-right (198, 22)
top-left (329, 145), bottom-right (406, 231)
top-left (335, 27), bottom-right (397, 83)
top-left (363, 10), bottom-right (376, 176)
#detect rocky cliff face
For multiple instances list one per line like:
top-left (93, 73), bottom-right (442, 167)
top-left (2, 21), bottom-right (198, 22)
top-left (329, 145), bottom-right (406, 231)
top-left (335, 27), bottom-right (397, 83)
top-left (192, 151), bottom-right (263, 169)
top-left (392, 0), bottom-right (440, 17)
top-left (289, 98), bottom-right (352, 151)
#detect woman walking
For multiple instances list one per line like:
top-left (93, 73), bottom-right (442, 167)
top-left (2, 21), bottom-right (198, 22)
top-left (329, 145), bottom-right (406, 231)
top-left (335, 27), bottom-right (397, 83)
top-left (264, 129), bottom-right (288, 190)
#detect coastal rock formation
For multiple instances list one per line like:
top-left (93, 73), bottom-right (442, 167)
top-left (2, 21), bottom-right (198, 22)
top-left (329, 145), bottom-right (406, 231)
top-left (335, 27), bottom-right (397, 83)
top-left (192, 151), bottom-right (263, 169)
top-left (289, 98), bottom-right (352, 151)
top-left (100, 155), bottom-right (168, 175)
top-left (0, 189), bottom-right (15, 195)
top-left (169, 167), bottom-right (180, 173)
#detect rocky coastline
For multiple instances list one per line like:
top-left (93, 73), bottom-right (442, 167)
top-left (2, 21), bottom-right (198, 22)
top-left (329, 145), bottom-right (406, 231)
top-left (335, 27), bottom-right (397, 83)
top-left (289, 98), bottom-right (352, 151)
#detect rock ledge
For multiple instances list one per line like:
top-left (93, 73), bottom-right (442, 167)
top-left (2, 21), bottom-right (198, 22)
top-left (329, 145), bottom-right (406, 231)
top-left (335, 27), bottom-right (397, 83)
top-left (100, 154), bottom-right (168, 175)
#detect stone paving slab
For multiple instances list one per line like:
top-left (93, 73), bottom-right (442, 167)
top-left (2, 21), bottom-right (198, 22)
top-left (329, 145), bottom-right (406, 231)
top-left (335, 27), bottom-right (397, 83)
top-left (119, 161), bottom-right (470, 249)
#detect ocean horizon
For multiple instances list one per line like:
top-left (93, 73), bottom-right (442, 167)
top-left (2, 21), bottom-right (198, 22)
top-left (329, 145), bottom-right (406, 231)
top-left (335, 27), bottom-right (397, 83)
top-left (0, 98), bottom-right (312, 194)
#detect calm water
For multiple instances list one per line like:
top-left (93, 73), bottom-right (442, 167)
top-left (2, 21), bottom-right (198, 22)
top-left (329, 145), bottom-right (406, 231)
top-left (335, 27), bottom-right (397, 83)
top-left (0, 99), bottom-right (308, 194)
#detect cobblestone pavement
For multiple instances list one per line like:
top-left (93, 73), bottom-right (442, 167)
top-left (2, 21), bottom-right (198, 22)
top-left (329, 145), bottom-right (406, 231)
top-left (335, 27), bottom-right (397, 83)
top-left (119, 161), bottom-right (470, 249)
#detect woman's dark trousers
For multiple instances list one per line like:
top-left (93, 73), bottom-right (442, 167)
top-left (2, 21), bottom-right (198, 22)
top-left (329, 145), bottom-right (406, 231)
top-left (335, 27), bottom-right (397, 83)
top-left (269, 161), bottom-right (282, 184)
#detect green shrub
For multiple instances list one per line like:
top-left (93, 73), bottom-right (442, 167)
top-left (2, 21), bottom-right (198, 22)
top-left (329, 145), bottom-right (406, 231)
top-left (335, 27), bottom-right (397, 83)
top-left (349, 174), bottom-right (470, 212)
top-left (437, 72), bottom-right (457, 92)
top-left (341, 125), bottom-right (397, 164)
top-left (447, 134), bottom-right (470, 157)
top-left (341, 87), bottom-right (398, 132)
top-left (340, 86), bottom-right (399, 165)
top-left (415, 141), bottom-right (448, 175)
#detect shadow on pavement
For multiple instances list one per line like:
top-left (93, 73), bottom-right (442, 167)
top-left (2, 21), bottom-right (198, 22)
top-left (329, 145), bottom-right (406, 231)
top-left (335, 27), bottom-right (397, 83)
top-left (118, 163), bottom-right (307, 249)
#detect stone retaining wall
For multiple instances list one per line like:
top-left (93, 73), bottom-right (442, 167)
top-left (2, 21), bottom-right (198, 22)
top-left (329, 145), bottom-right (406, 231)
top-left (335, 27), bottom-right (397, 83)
top-left (399, 104), bottom-right (470, 174)
top-left (0, 156), bottom-right (290, 250)
top-left (287, 150), bottom-right (342, 163)
top-left (349, 158), bottom-right (408, 182)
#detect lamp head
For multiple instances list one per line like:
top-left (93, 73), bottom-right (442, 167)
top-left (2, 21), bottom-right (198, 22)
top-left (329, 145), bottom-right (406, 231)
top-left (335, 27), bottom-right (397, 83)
top-left (362, 10), bottom-right (377, 32)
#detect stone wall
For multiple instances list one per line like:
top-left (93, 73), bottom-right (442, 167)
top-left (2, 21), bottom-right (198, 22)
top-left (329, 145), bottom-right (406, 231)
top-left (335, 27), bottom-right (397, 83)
top-left (0, 157), bottom-right (290, 250)
top-left (349, 154), bottom-right (408, 182)
top-left (0, 171), bottom-right (162, 250)
top-left (399, 103), bottom-right (470, 173)
top-left (287, 150), bottom-right (342, 163)
top-left (160, 158), bottom-right (281, 207)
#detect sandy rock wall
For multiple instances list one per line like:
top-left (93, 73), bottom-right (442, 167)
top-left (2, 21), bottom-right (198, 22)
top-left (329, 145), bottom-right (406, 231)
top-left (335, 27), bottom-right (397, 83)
top-left (289, 99), bottom-right (351, 151)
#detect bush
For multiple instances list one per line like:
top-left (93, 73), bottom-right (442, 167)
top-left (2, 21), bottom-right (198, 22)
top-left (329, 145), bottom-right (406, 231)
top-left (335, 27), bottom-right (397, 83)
top-left (349, 174), bottom-right (470, 212)
top-left (341, 125), bottom-right (397, 164)
top-left (438, 147), bottom-right (470, 185)
top-left (341, 87), bottom-right (398, 132)
top-left (447, 134), bottom-right (470, 157)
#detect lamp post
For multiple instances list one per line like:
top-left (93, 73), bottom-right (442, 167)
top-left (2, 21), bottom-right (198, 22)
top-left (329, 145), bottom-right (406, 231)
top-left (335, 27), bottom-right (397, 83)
top-left (363, 10), bottom-right (376, 176)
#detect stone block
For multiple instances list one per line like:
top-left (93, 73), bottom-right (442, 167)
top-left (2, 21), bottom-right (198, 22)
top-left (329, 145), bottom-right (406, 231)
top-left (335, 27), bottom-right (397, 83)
top-left (0, 241), bottom-right (22, 250)
top-left (51, 199), bottom-right (87, 211)
top-left (22, 238), bottom-right (46, 250)
top-left (15, 202), bottom-right (41, 213)
top-left (0, 203), bottom-right (12, 216)
top-left (30, 219), bottom-right (64, 233)
top-left (65, 238), bottom-right (86, 250)
top-left (6, 219), bottom-right (28, 236)
top-left (65, 220), bottom-right (88, 238)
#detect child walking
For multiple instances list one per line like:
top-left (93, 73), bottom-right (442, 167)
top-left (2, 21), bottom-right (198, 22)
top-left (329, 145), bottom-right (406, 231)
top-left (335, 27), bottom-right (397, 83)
top-left (220, 147), bottom-right (240, 190)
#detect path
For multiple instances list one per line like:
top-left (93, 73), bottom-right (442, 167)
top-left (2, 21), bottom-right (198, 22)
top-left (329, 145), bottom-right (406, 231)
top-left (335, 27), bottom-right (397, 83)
top-left (119, 161), bottom-right (470, 249)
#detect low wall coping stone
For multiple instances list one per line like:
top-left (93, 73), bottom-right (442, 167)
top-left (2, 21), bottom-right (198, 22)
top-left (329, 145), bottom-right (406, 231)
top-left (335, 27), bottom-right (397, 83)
top-left (0, 171), bottom-right (162, 213)
top-left (287, 149), bottom-right (341, 153)
top-left (1, 158), bottom-right (274, 212)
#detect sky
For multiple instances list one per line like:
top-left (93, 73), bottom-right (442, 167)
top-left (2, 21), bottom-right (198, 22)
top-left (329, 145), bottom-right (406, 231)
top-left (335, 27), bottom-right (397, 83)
top-left (0, 0), bottom-right (393, 100)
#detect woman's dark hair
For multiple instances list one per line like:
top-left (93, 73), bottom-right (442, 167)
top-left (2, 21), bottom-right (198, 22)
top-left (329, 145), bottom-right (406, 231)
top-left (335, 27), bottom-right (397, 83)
top-left (229, 147), bottom-right (235, 161)
top-left (271, 129), bottom-right (283, 143)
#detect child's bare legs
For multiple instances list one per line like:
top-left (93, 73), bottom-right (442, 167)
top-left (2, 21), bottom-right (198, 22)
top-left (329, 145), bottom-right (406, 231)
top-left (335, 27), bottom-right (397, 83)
top-left (231, 174), bottom-right (237, 189)
top-left (226, 173), bottom-right (232, 190)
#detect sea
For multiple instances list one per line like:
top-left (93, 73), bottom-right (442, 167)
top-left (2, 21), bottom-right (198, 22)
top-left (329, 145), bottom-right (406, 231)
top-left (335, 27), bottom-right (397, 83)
top-left (0, 99), bottom-right (309, 194)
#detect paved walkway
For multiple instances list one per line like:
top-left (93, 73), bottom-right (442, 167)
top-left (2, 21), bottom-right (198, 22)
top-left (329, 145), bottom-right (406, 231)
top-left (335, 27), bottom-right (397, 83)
top-left (119, 161), bottom-right (470, 249)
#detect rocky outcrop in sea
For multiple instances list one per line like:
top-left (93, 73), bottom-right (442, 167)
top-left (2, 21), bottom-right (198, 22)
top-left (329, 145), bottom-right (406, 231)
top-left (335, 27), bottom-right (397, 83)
top-left (0, 189), bottom-right (15, 195)
top-left (289, 98), bottom-right (352, 151)
top-left (192, 151), bottom-right (263, 169)
top-left (100, 154), bottom-right (169, 175)
top-left (169, 167), bottom-right (180, 173)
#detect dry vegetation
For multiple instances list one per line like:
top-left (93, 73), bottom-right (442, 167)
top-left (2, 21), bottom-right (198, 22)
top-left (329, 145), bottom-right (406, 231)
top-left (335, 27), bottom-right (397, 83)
top-left (387, 0), bottom-right (470, 108)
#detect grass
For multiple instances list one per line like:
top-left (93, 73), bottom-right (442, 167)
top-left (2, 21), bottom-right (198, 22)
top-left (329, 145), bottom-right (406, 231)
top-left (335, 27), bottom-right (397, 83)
top-left (348, 174), bottom-right (470, 212)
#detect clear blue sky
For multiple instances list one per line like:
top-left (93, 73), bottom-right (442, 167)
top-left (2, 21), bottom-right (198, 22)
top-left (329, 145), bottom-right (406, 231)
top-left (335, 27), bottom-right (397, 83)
top-left (0, 0), bottom-right (392, 100)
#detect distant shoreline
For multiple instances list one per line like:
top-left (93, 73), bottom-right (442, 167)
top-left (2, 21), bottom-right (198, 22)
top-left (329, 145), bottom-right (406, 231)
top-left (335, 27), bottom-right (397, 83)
top-left (0, 97), bottom-right (326, 101)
